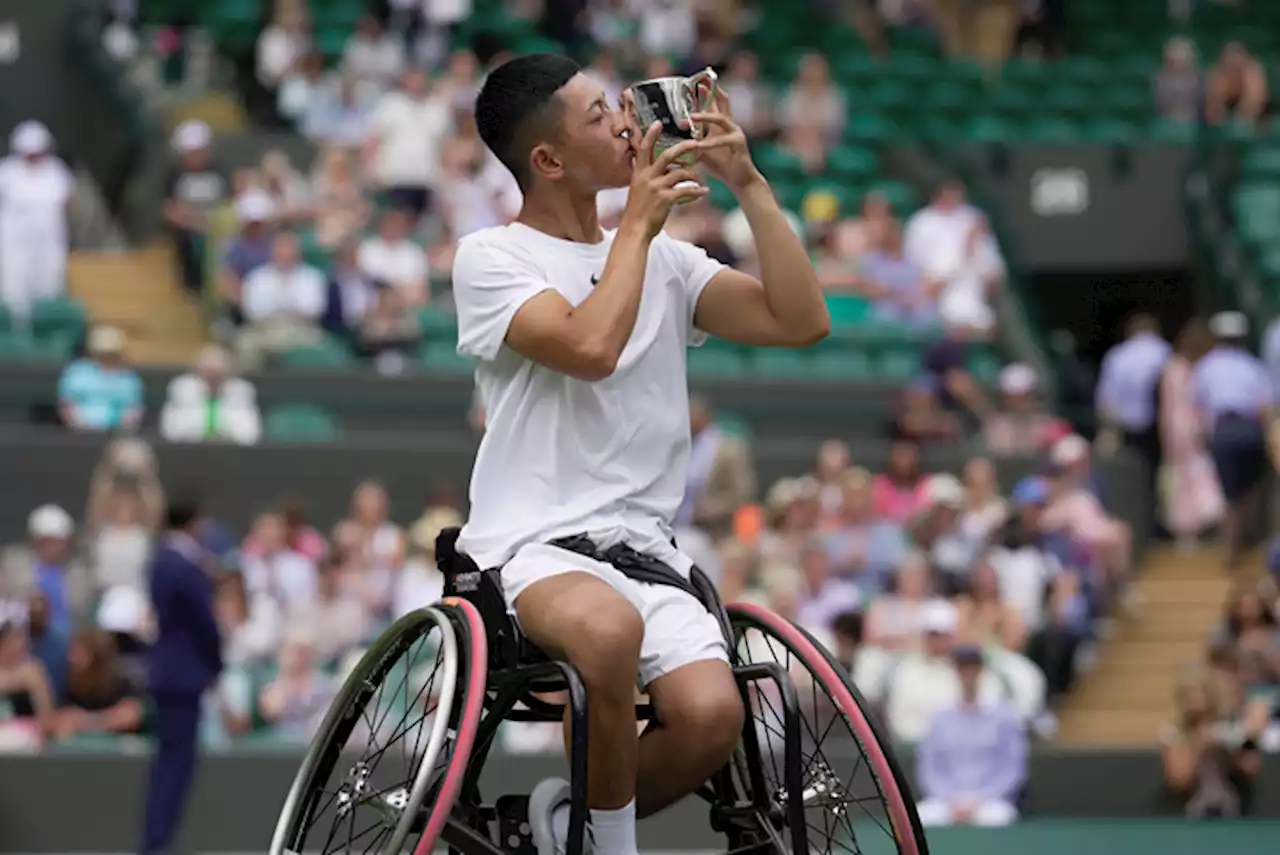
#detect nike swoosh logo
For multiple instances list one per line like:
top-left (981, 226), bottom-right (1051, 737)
top-left (590, 274), bottom-right (600, 285)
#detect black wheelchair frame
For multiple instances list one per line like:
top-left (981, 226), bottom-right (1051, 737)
top-left (430, 554), bottom-right (813, 855)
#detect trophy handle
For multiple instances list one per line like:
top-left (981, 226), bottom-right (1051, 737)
top-left (682, 68), bottom-right (719, 134)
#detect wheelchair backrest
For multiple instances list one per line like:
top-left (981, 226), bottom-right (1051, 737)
top-left (435, 526), bottom-right (523, 669)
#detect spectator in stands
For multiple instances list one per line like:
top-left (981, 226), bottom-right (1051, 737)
top-left (995, 477), bottom-right (1087, 698)
top-left (366, 68), bottom-right (452, 219)
top-left (958, 456), bottom-right (1008, 543)
top-left (357, 208), bottom-right (430, 305)
top-left (278, 51), bottom-right (332, 129)
top-left (890, 376), bottom-right (963, 444)
top-left (638, 0), bottom-right (698, 62)
top-left (257, 627), bottom-right (336, 742)
top-left (357, 284), bottom-right (422, 373)
top-left (310, 147), bottom-right (372, 249)
top-left (794, 541), bottom-right (863, 638)
top-left (913, 475), bottom-right (984, 595)
top-left (438, 49), bottom-right (482, 114)
top-left (779, 120), bottom-right (828, 177)
top-left (238, 231), bottom-right (327, 369)
top-left (915, 644), bottom-right (1026, 826)
top-left (96, 585), bottom-right (153, 690)
top-left (241, 512), bottom-right (318, 614)
top-left (84, 438), bottom-right (164, 595)
top-left (1043, 435), bottom-right (1132, 587)
top-left (984, 363), bottom-right (1070, 456)
top-left (215, 572), bottom-right (282, 668)
top-left (306, 73), bottom-right (375, 149)
top-left (1154, 37), bottom-right (1203, 124)
top-left (1216, 585), bottom-right (1279, 659)
top-left (241, 498), bottom-right (327, 563)
top-left (256, 0), bottom-right (312, 102)
top-left (0, 617), bottom-right (55, 749)
top-left (416, 0), bottom-right (472, 67)
top-left (873, 439), bottom-right (928, 523)
top-left (903, 182), bottom-right (988, 329)
top-left (822, 466), bottom-right (907, 588)
top-left (395, 511), bottom-right (456, 618)
top-left (837, 190), bottom-right (897, 261)
top-left (0, 120), bottom-right (72, 329)
top-left (57, 326), bottom-right (144, 433)
top-left (955, 558), bottom-right (1025, 653)
top-left (287, 554), bottom-right (368, 668)
top-left (218, 189), bottom-right (277, 324)
top-left (1159, 319), bottom-right (1223, 549)
top-left (323, 239), bottom-right (378, 341)
top-left (342, 15), bottom-right (406, 92)
top-left (718, 51), bottom-right (773, 141)
top-left (0, 506), bottom-right (92, 638)
top-left (1205, 42), bottom-right (1271, 129)
top-left (936, 215), bottom-right (1003, 341)
top-left (1162, 665), bottom-right (1264, 817)
top-left (164, 120), bottom-right (228, 295)
top-left (53, 628), bottom-right (144, 737)
top-left (25, 594), bottom-right (67, 701)
top-left (677, 396), bottom-right (757, 542)
top-left (339, 481), bottom-right (404, 623)
top-left (779, 52), bottom-right (846, 145)
top-left (436, 131), bottom-right (509, 239)
top-left (885, 600), bottom-right (1003, 743)
top-left (860, 222), bottom-right (937, 326)
top-left (813, 440), bottom-right (852, 528)
top-left (260, 151), bottom-right (312, 223)
top-left (160, 345), bottom-right (263, 446)
top-left (757, 477), bottom-right (820, 593)
top-left (863, 551), bottom-right (937, 651)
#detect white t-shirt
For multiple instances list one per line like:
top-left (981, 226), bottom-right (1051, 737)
top-left (241, 263), bottom-right (328, 324)
top-left (356, 237), bottom-right (428, 291)
top-left (368, 91), bottom-right (452, 188)
top-left (452, 222), bottom-right (726, 569)
top-left (0, 155), bottom-right (72, 240)
top-left (988, 545), bottom-right (1061, 632)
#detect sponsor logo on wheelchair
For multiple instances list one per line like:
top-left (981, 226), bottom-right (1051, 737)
top-left (450, 571), bottom-right (482, 593)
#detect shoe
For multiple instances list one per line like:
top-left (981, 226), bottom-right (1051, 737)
top-left (528, 777), bottom-right (580, 855)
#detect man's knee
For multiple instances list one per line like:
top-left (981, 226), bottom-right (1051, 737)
top-left (518, 573), bottom-right (645, 692)
top-left (653, 663), bottom-right (744, 761)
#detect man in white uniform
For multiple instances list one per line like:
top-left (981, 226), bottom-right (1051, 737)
top-left (453, 54), bottom-right (829, 855)
top-left (0, 121), bottom-right (72, 328)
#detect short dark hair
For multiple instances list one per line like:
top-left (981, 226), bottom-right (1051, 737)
top-left (475, 53), bottom-right (581, 189)
top-left (166, 497), bottom-right (201, 531)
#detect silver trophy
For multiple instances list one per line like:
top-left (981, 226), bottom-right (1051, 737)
top-left (624, 68), bottom-right (719, 167)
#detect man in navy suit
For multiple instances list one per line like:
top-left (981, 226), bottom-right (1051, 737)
top-left (143, 498), bottom-right (223, 855)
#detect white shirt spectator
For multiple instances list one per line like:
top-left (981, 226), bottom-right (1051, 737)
top-left (392, 554), bottom-right (445, 619)
top-left (0, 123), bottom-right (73, 322)
top-left (160, 373), bottom-right (262, 445)
top-left (242, 547), bottom-right (318, 613)
top-left (885, 650), bottom-right (1005, 743)
top-left (987, 543), bottom-right (1061, 632)
top-left (903, 202), bottom-right (984, 284)
top-left (222, 591), bottom-right (284, 666)
top-left (357, 234), bottom-right (429, 294)
top-left (241, 261), bottom-right (327, 325)
top-left (368, 89), bottom-right (451, 189)
top-left (342, 30), bottom-right (406, 90)
top-left (287, 594), bottom-right (368, 664)
top-left (937, 233), bottom-right (1004, 334)
top-left (256, 25), bottom-right (309, 88)
top-left (634, 0), bottom-right (696, 59)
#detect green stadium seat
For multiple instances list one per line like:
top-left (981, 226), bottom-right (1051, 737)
top-left (1233, 185), bottom-right (1280, 242)
top-left (265, 403), bottom-right (341, 443)
top-left (1042, 85), bottom-right (1094, 119)
top-left (811, 349), bottom-right (871, 379)
top-left (0, 331), bottom-right (71, 364)
top-left (825, 295), bottom-right (871, 327)
top-left (875, 348), bottom-right (922, 381)
top-left (30, 298), bottom-right (86, 343)
top-left (963, 115), bottom-right (1019, 143)
top-left (988, 86), bottom-right (1037, 121)
top-left (420, 341), bottom-right (473, 374)
top-left (1257, 246), bottom-right (1280, 281)
top-left (708, 179), bottom-right (736, 211)
top-left (297, 229), bottom-right (333, 269)
top-left (1021, 116), bottom-right (1084, 143)
top-left (275, 337), bottom-right (355, 370)
top-left (968, 349), bottom-right (1002, 384)
top-left (1241, 146), bottom-right (1280, 179)
top-left (417, 305), bottom-right (458, 341)
top-left (753, 145), bottom-right (807, 185)
top-left (845, 113), bottom-right (902, 144)
top-left (1147, 117), bottom-right (1197, 144)
top-left (687, 348), bottom-right (747, 378)
top-left (927, 81), bottom-right (978, 121)
top-left (865, 80), bottom-right (915, 116)
top-left (752, 349), bottom-right (810, 378)
top-left (824, 146), bottom-right (878, 184)
top-left (1080, 118), bottom-right (1139, 143)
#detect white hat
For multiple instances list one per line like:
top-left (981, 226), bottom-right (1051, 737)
top-left (919, 599), bottom-right (959, 634)
top-left (999, 362), bottom-right (1038, 396)
top-left (28, 504), bottom-right (73, 539)
top-left (97, 586), bottom-right (148, 635)
top-left (234, 188), bottom-right (276, 223)
top-left (88, 325), bottom-right (126, 355)
top-left (171, 119), bottom-right (212, 153)
top-left (10, 120), bottom-right (52, 156)
top-left (722, 206), bottom-right (804, 258)
top-left (1209, 311), bottom-right (1249, 339)
top-left (1050, 433), bottom-right (1090, 467)
top-left (924, 473), bottom-right (965, 509)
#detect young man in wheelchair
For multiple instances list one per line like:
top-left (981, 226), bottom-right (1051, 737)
top-left (451, 54), bottom-right (828, 855)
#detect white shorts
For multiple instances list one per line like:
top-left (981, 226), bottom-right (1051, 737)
top-left (500, 541), bottom-right (730, 689)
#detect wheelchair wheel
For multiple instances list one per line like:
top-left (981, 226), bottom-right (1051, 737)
top-left (269, 598), bottom-right (488, 855)
top-left (727, 602), bottom-right (927, 855)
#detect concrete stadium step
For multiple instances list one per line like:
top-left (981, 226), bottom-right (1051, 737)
top-left (67, 245), bottom-right (207, 366)
top-left (1054, 546), bottom-right (1232, 747)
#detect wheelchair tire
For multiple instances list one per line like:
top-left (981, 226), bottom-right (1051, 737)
top-left (268, 599), bottom-right (488, 855)
top-left (727, 601), bottom-right (928, 855)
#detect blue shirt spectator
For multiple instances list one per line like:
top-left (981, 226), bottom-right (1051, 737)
top-left (1095, 318), bottom-right (1170, 431)
top-left (57, 327), bottom-right (143, 432)
top-left (1192, 344), bottom-right (1274, 423)
top-left (222, 192), bottom-right (276, 284)
top-left (916, 647), bottom-right (1027, 827)
top-left (862, 249), bottom-right (936, 327)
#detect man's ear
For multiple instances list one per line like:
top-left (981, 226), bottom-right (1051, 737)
top-left (529, 142), bottom-right (565, 183)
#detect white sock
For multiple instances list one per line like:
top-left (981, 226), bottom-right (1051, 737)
top-left (589, 800), bottom-right (639, 855)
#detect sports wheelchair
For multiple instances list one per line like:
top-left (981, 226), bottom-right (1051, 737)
top-left (270, 529), bottom-right (928, 855)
